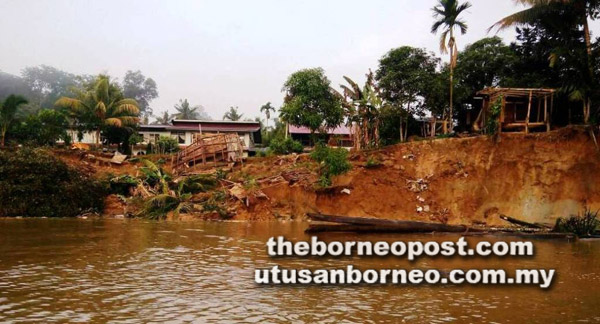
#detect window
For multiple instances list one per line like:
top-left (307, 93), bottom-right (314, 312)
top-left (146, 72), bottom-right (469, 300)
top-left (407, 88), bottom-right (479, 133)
top-left (172, 131), bottom-right (186, 144)
top-left (144, 133), bottom-right (160, 143)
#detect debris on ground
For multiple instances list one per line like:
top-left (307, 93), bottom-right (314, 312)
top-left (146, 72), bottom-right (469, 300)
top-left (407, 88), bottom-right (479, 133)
top-left (275, 153), bottom-right (299, 166)
top-left (407, 178), bottom-right (429, 192)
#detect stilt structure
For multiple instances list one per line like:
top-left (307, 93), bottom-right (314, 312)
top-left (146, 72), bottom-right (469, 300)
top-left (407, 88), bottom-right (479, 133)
top-left (473, 88), bottom-right (555, 133)
top-left (172, 133), bottom-right (244, 174)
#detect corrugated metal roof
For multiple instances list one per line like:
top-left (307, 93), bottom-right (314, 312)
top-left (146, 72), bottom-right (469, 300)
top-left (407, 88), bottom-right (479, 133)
top-left (139, 123), bottom-right (260, 132)
top-left (171, 119), bottom-right (260, 124)
top-left (288, 125), bottom-right (351, 135)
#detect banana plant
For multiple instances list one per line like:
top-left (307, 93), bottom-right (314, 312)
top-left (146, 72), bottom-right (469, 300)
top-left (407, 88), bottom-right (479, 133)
top-left (339, 70), bottom-right (384, 149)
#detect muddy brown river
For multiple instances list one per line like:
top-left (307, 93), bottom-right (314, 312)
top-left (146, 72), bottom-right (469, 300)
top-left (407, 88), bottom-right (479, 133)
top-left (0, 218), bottom-right (599, 323)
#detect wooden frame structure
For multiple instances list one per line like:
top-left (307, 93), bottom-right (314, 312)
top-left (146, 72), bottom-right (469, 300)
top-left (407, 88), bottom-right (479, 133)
top-left (172, 133), bottom-right (244, 174)
top-left (420, 117), bottom-right (450, 137)
top-left (474, 88), bottom-right (555, 134)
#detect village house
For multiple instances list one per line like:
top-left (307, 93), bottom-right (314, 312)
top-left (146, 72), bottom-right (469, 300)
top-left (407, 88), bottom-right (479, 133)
top-left (68, 119), bottom-right (262, 156)
top-left (288, 124), bottom-right (353, 148)
top-left (139, 119), bottom-right (261, 156)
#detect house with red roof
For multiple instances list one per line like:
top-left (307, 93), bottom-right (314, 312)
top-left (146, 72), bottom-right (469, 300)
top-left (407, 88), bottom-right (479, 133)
top-left (137, 119), bottom-right (261, 155)
top-left (287, 124), bottom-right (353, 148)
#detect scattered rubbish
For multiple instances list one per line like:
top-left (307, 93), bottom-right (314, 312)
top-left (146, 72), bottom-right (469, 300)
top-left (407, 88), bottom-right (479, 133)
top-left (416, 206), bottom-right (423, 213)
top-left (431, 208), bottom-right (450, 224)
top-left (276, 153), bottom-right (300, 166)
top-left (110, 151), bottom-right (128, 165)
top-left (407, 178), bottom-right (428, 192)
top-left (402, 154), bottom-right (415, 161)
top-left (341, 188), bottom-right (351, 195)
top-left (229, 184), bottom-right (247, 203)
top-left (416, 196), bottom-right (425, 203)
top-left (423, 205), bottom-right (430, 212)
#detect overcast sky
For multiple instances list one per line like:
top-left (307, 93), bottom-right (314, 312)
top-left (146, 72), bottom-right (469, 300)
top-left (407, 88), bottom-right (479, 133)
top-left (1, 0), bottom-right (598, 120)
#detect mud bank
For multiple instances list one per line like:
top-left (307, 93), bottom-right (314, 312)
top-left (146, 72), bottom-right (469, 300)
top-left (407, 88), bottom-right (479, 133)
top-left (241, 127), bottom-right (600, 225)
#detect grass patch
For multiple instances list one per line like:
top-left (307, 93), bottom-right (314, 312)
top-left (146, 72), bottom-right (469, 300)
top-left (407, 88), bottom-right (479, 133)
top-left (554, 208), bottom-right (599, 236)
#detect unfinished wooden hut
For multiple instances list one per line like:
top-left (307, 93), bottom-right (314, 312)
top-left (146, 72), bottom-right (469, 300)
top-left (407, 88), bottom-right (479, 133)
top-left (473, 88), bottom-right (555, 133)
top-left (172, 133), bottom-right (245, 174)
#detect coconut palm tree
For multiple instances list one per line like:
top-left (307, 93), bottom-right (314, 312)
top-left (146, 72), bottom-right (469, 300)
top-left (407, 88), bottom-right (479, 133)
top-left (223, 106), bottom-right (243, 121)
top-left (491, 0), bottom-right (600, 123)
top-left (260, 102), bottom-right (276, 129)
top-left (173, 99), bottom-right (205, 120)
top-left (55, 75), bottom-right (139, 146)
top-left (431, 0), bottom-right (472, 132)
top-left (153, 111), bottom-right (172, 125)
top-left (0, 95), bottom-right (28, 147)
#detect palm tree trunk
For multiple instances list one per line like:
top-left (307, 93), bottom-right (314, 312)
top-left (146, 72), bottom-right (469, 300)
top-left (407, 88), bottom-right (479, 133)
top-left (448, 30), bottom-right (455, 134)
top-left (399, 114), bottom-right (404, 142)
top-left (0, 128), bottom-right (6, 147)
top-left (449, 67), bottom-right (453, 133)
top-left (96, 129), bottom-right (101, 148)
top-left (583, 14), bottom-right (593, 124)
top-left (583, 13), bottom-right (593, 77)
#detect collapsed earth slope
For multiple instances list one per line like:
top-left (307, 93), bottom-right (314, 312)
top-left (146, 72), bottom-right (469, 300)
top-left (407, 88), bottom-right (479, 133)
top-left (250, 127), bottom-right (600, 226)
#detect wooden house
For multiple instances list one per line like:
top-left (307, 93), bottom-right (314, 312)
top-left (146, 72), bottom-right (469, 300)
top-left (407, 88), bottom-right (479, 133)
top-left (473, 88), bottom-right (555, 134)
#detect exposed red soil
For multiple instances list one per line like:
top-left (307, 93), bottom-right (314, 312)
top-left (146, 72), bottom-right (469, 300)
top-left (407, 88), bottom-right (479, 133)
top-left (235, 127), bottom-right (600, 225)
top-left (55, 127), bottom-right (600, 225)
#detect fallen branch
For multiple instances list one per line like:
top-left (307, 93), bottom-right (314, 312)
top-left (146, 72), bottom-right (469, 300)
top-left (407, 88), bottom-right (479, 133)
top-left (305, 224), bottom-right (574, 239)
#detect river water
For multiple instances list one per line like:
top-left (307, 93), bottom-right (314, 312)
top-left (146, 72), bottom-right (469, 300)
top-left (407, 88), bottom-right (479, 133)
top-left (0, 218), bottom-right (599, 323)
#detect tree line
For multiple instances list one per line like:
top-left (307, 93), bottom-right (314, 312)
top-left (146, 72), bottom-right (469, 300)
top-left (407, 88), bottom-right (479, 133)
top-left (2, 0), bottom-right (599, 152)
top-left (272, 0), bottom-right (600, 147)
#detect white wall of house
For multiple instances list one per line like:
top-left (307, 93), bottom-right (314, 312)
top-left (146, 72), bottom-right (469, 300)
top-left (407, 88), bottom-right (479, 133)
top-left (67, 130), bottom-right (99, 144)
top-left (66, 129), bottom-right (254, 157)
top-left (138, 131), bottom-right (171, 144)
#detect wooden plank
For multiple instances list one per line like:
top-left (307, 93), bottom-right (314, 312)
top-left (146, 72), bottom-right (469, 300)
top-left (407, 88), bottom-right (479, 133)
top-left (537, 96), bottom-right (541, 122)
top-left (544, 95), bottom-right (549, 132)
top-left (306, 213), bottom-right (482, 233)
top-left (526, 90), bottom-right (532, 134)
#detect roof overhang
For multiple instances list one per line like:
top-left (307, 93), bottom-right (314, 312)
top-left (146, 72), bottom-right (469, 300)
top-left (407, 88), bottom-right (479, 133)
top-left (477, 87), bottom-right (556, 98)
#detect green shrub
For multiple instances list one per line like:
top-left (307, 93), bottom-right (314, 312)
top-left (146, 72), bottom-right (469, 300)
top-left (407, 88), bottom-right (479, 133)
top-left (318, 175), bottom-right (332, 187)
top-left (10, 109), bottom-right (70, 146)
top-left (310, 143), bottom-right (351, 186)
top-left (0, 148), bottom-right (107, 217)
top-left (365, 155), bottom-right (382, 168)
top-left (109, 175), bottom-right (139, 196)
top-left (138, 159), bottom-right (171, 190)
top-left (486, 97), bottom-right (502, 135)
top-left (269, 136), bottom-right (303, 154)
top-left (310, 142), bottom-right (329, 162)
top-left (154, 136), bottom-right (180, 154)
top-left (202, 190), bottom-right (230, 219)
top-left (256, 148), bottom-right (273, 157)
top-left (179, 174), bottom-right (218, 194)
top-left (554, 208), bottom-right (599, 236)
top-left (215, 168), bottom-right (227, 180)
top-left (141, 192), bottom-right (192, 220)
